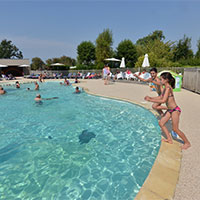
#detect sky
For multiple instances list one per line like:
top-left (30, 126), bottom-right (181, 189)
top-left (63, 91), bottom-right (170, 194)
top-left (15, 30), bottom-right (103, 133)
top-left (0, 0), bottom-right (200, 62)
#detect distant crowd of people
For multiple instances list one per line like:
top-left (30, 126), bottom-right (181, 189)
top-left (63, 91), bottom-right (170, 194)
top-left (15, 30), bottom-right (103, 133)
top-left (1, 77), bottom-right (81, 102)
top-left (1, 73), bottom-right (16, 80)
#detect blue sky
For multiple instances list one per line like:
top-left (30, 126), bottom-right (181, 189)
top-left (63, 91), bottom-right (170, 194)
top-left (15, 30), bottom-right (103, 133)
top-left (0, 0), bottom-right (200, 62)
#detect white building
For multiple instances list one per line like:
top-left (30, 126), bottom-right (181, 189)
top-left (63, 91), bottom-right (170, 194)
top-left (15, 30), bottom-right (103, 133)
top-left (0, 59), bottom-right (30, 76)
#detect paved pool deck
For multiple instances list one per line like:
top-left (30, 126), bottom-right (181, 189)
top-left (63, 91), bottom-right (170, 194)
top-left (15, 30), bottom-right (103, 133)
top-left (1, 78), bottom-right (200, 200)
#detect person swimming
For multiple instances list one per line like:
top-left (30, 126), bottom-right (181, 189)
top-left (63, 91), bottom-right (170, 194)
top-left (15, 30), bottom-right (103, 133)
top-left (75, 87), bottom-right (81, 93)
top-left (0, 86), bottom-right (6, 95)
top-left (15, 81), bottom-right (20, 88)
top-left (34, 94), bottom-right (58, 102)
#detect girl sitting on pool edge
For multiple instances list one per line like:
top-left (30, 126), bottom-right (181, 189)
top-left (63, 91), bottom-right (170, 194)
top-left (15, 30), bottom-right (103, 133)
top-left (144, 72), bottom-right (191, 150)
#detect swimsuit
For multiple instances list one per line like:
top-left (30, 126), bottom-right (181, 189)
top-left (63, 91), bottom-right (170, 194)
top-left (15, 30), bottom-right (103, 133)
top-left (162, 87), bottom-right (181, 114)
top-left (161, 87), bottom-right (174, 97)
top-left (167, 106), bottom-right (181, 114)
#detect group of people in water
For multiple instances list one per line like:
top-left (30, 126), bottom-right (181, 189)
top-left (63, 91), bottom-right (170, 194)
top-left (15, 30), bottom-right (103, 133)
top-left (134, 67), bottom-right (191, 150)
top-left (0, 78), bottom-right (81, 103)
top-left (34, 78), bottom-right (81, 102)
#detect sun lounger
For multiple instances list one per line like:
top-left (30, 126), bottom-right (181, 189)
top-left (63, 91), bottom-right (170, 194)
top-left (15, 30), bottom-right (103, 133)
top-left (117, 72), bottom-right (124, 80)
top-left (67, 73), bottom-right (72, 79)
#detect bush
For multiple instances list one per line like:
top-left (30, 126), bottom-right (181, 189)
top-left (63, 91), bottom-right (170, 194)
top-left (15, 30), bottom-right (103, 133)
top-left (178, 58), bottom-right (200, 66)
top-left (135, 52), bottom-right (182, 68)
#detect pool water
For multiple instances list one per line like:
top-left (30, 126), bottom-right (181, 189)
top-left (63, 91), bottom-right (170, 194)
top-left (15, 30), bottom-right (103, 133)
top-left (0, 82), bottom-right (161, 200)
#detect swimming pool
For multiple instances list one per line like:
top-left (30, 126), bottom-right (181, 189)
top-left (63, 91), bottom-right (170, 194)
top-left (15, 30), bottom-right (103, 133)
top-left (0, 82), bottom-right (161, 199)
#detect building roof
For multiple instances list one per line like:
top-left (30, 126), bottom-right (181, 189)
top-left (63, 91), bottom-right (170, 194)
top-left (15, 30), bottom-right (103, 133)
top-left (0, 59), bottom-right (30, 66)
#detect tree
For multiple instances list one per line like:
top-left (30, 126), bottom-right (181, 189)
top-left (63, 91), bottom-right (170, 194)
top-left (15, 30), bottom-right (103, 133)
top-left (116, 39), bottom-right (137, 68)
top-left (0, 39), bottom-right (23, 59)
top-left (136, 30), bottom-right (165, 46)
top-left (60, 56), bottom-right (76, 66)
top-left (45, 56), bottom-right (76, 70)
top-left (31, 57), bottom-right (45, 70)
top-left (135, 30), bottom-right (176, 68)
top-left (46, 58), bottom-right (53, 66)
top-left (173, 35), bottom-right (193, 61)
top-left (135, 52), bottom-right (180, 68)
top-left (196, 38), bottom-right (200, 58)
top-left (95, 29), bottom-right (113, 68)
top-left (77, 41), bottom-right (95, 65)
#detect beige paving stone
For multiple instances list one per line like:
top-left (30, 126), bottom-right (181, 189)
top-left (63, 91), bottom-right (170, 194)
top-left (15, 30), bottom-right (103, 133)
top-left (157, 143), bottom-right (181, 172)
top-left (135, 187), bottom-right (164, 200)
top-left (144, 161), bottom-right (179, 199)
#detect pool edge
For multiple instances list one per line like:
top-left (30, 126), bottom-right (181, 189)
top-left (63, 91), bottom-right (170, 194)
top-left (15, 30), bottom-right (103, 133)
top-left (82, 86), bottom-right (182, 200)
top-left (1, 79), bottom-right (182, 199)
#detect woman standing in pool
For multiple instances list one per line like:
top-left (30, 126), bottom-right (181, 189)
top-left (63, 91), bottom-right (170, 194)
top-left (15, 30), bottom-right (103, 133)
top-left (34, 81), bottom-right (39, 90)
top-left (145, 72), bottom-right (191, 150)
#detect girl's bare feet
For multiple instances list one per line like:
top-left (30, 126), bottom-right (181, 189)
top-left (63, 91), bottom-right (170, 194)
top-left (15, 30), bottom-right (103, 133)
top-left (181, 143), bottom-right (191, 150)
top-left (162, 138), bottom-right (173, 144)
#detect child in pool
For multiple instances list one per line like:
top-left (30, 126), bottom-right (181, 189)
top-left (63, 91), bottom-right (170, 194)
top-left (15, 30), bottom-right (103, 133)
top-left (0, 86), bottom-right (6, 95)
top-left (15, 81), bottom-right (20, 88)
top-left (144, 72), bottom-right (191, 150)
top-left (75, 87), bottom-right (81, 93)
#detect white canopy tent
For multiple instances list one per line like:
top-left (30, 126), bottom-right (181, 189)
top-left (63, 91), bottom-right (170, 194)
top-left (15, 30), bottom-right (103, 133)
top-left (51, 63), bottom-right (64, 66)
top-left (0, 64), bottom-right (8, 68)
top-left (120, 57), bottom-right (125, 68)
top-left (105, 58), bottom-right (121, 62)
top-left (19, 64), bottom-right (30, 67)
top-left (105, 58), bottom-right (121, 68)
top-left (70, 66), bottom-right (77, 69)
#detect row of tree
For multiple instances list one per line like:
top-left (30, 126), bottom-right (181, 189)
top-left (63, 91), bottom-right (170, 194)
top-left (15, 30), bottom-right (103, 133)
top-left (77, 29), bottom-right (200, 69)
top-left (31, 56), bottom-right (76, 70)
top-left (0, 39), bottom-right (76, 70)
top-left (1, 30), bottom-right (200, 70)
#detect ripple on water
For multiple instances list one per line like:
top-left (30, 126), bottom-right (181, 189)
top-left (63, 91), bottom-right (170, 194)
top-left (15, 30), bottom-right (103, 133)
top-left (0, 82), bottom-right (161, 199)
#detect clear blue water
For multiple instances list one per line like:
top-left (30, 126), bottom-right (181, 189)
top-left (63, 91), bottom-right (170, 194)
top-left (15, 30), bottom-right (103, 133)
top-left (0, 82), bottom-right (161, 200)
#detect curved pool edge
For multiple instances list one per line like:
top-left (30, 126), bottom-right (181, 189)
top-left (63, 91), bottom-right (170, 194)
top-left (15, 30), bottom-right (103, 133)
top-left (82, 86), bottom-right (182, 200)
top-left (1, 79), bottom-right (182, 199)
